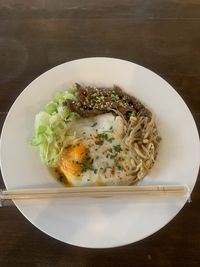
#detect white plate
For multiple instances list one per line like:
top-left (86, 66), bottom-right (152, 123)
top-left (0, 58), bottom-right (199, 248)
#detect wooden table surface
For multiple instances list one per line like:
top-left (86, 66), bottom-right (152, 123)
top-left (0, 1), bottom-right (200, 266)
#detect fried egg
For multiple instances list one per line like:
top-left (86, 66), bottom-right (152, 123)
top-left (57, 113), bottom-right (135, 186)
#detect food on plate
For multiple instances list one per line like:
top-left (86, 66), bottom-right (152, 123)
top-left (32, 84), bottom-right (161, 186)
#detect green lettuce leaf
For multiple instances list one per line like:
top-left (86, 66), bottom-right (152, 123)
top-left (31, 86), bottom-right (79, 167)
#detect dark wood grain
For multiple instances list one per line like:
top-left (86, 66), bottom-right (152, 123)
top-left (0, 1), bottom-right (200, 266)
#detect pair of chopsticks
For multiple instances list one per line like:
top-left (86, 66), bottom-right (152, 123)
top-left (0, 185), bottom-right (189, 201)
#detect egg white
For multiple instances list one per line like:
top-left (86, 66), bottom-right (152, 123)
top-left (64, 113), bottom-right (134, 186)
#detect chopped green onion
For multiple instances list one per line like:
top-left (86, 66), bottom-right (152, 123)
top-left (91, 122), bottom-right (97, 127)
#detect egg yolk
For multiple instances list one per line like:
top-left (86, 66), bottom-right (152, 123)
top-left (58, 143), bottom-right (89, 181)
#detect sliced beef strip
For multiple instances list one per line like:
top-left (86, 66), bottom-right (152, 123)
top-left (113, 85), bottom-right (151, 117)
top-left (118, 106), bottom-right (136, 115)
top-left (66, 99), bottom-right (105, 117)
top-left (76, 83), bottom-right (113, 97)
top-left (66, 84), bottom-right (151, 119)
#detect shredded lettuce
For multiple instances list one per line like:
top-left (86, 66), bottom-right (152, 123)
top-left (31, 87), bottom-right (79, 167)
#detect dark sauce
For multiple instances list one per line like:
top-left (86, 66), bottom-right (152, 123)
top-left (49, 168), bottom-right (71, 187)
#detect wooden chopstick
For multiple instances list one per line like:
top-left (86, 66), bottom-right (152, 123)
top-left (0, 185), bottom-right (189, 200)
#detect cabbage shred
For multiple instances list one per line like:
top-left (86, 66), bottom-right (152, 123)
top-left (31, 86), bottom-right (79, 167)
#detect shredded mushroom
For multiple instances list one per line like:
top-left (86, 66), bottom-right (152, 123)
top-left (119, 113), bottom-right (160, 183)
